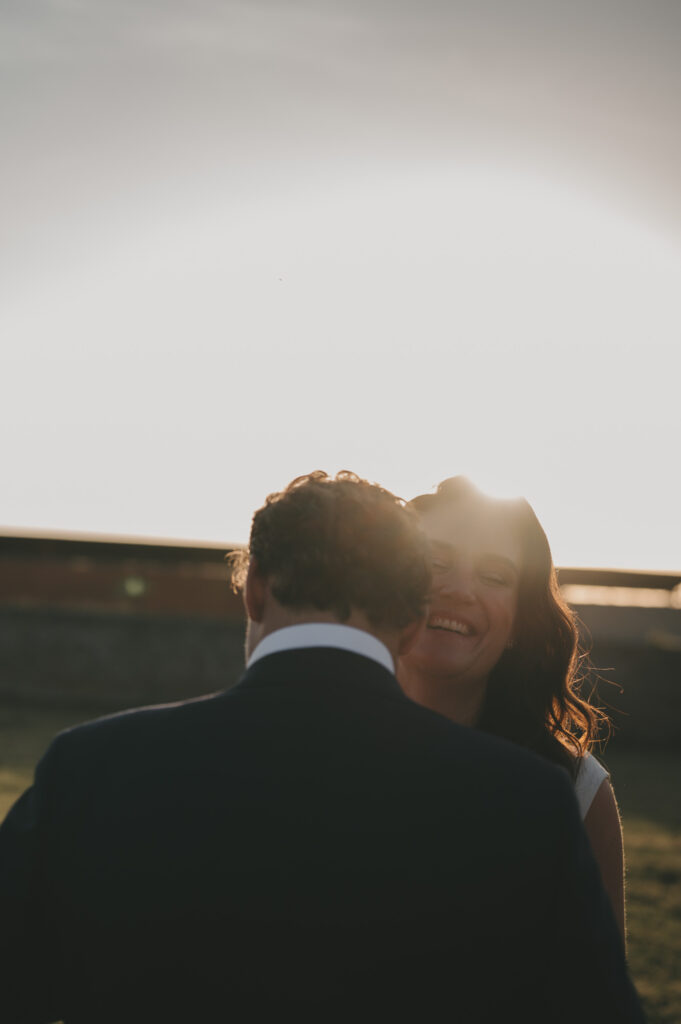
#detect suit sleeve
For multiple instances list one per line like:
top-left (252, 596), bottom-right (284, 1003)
top-left (544, 776), bottom-right (646, 1023)
top-left (0, 743), bottom-right (63, 1024)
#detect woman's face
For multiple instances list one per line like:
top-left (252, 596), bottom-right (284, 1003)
top-left (404, 499), bottom-right (523, 688)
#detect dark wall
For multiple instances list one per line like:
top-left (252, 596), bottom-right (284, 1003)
top-left (574, 603), bottom-right (681, 751)
top-left (0, 607), bottom-right (246, 710)
top-left (0, 534), bottom-right (247, 710)
top-left (1, 536), bottom-right (678, 746)
top-left (587, 644), bottom-right (681, 750)
top-left (1, 603), bottom-right (679, 748)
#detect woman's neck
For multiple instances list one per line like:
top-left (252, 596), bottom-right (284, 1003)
top-left (398, 665), bottom-right (487, 728)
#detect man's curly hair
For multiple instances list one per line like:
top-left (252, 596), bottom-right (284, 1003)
top-left (229, 471), bottom-right (431, 630)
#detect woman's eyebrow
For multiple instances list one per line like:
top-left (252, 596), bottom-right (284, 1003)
top-left (481, 554), bottom-right (520, 575)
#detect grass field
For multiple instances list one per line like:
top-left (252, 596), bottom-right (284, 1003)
top-left (1, 702), bottom-right (679, 1022)
top-left (601, 749), bottom-right (681, 1022)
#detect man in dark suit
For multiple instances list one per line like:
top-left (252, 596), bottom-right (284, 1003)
top-left (1, 471), bottom-right (643, 1022)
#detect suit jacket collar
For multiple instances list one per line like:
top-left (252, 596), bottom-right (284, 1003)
top-left (234, 646), bottom-right (408, 705)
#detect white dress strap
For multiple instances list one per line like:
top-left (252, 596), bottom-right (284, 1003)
top-left (574, 753), bottom-right (609, 819)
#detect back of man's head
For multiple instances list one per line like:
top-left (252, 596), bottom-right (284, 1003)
top-left (230, 470), bottom-right (430, 631)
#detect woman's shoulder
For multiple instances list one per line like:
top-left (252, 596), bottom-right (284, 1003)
top-left (574, 752), bottom-right (610, 819)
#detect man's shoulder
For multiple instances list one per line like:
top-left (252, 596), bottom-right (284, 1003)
top-left (398, 698), bottom-right (577, 811)
top-left (43, 690), bottom-right (230, 764)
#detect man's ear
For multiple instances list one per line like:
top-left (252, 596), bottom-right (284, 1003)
top-left (397, 616), bottom-right (425, 657)
top-left (244, 558), bottom-right (268, 623)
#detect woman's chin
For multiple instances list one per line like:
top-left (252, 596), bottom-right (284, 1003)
top-left (402, 647), bottom-right (470, 683)
top-left (410, 630), bottom-right (472, 667)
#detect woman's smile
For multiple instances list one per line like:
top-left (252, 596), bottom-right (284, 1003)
top-left (426, 612), bottom-right (477, 637)
top-left (403, 500), bottom-right (522, 692)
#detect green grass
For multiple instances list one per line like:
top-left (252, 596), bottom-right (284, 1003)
top-left (603, 751), bottom-right (681, 1023)
top-left (1, 705), bottom-right (679, 1021)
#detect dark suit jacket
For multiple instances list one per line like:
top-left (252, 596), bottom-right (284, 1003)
top-left (0, 647), bottom-right (644, 1022)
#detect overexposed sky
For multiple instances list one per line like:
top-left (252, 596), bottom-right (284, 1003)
top-left (2, 0), bottom-right (681, 570)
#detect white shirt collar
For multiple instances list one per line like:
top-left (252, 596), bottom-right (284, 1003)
top-left (246, 622), bottom-right (395, 675)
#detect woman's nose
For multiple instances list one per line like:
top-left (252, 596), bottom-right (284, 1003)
top-left (435, 570), bottom-right (476, 602)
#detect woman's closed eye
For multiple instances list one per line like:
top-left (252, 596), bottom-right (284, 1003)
top-left (480, 571), bottom-right (509, 585)
top-left (479, 563), bottom-right (516, 586)
top-left (429, 546), bottom-right (454, 573)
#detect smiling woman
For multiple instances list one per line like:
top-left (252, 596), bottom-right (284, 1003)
top-left (410, 516), bottom-right (522, 716)
top-left (398, 476), bottom-right (627, 940)
top-left (398, 476), bottom-right (602, 763)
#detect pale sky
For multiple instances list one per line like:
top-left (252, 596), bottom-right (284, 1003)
top-left (2, 0), bottom-right (681, 571)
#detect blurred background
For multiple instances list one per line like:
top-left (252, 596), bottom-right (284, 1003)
top-left (1, 2), bottom-right (680, 1019)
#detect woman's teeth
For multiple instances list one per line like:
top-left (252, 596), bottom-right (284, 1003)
top-left (428, 616), bottom-right (473, 636)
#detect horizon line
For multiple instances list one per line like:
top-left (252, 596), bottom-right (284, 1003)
top-left (1, 524), bottom-right (680, 580)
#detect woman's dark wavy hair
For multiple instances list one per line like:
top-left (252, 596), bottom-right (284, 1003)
top-left (410, 477), bottom-right (609, 776)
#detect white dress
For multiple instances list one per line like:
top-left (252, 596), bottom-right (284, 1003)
top-left (574, 753), bottom-right (609, 819)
